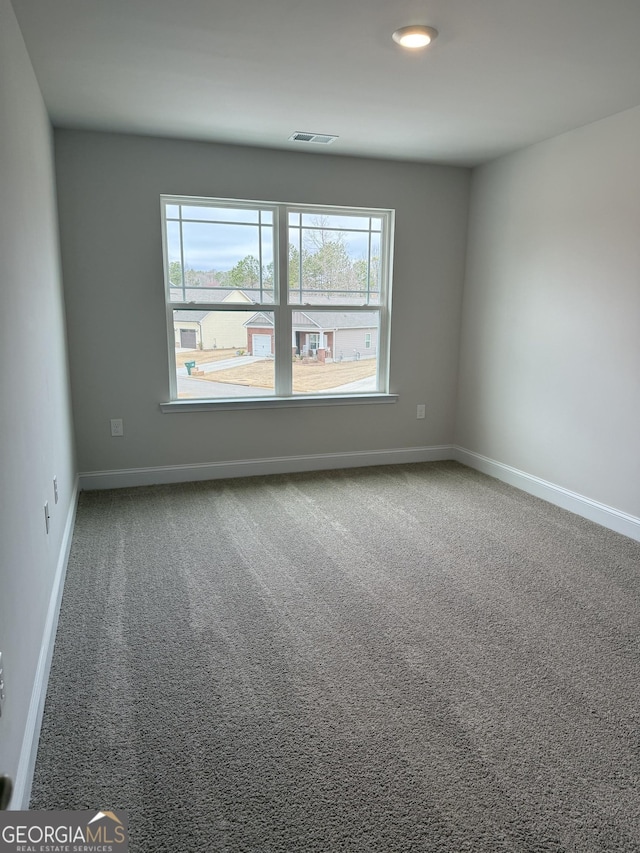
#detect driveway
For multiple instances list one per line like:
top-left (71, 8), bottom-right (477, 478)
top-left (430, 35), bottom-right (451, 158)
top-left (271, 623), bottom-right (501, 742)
top-left (321, 375), bottom-right (377, 393)
top-left (177, 355), bottom-right (265, 376)
top-left (177, 375), bottom-right (272, 398)
top-left (176, 365), bottom-right (376, 398)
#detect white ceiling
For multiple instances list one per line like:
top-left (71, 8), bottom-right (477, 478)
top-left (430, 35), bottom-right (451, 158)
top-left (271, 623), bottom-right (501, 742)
top-left (10, 0), bottom-right (640, 166)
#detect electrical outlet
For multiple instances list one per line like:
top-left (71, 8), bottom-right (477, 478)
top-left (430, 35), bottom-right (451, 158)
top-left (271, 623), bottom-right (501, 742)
top-left (110, 418), bottom-right (124, 437)
top-left (53, 476), bottom-right (59, 504)
top-left (416, 404), bottom-right (426, 420)
top-left (44, 502), bottom-right (50, 534)
top-left (0, 652), bottom-right (4, 718)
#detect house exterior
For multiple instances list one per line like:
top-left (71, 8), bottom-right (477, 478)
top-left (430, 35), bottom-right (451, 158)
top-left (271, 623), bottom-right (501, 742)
top-left (173, 289), bottom-right (253, 350)
top-left (245, 314), bottom-right (275, 358)
top-left (244, 311), bottom-right (378, 360)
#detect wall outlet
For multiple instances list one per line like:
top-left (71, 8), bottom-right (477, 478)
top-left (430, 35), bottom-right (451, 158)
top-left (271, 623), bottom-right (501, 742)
top-left (110, 418), bottom-right (124, 437)
top-left (44, 502), bottom-right (50, 534)
top-left (53, 476), bottom-right (59, 504)
top-left (0, 652), bottom-right (4, 718)
top-left (416, 404), bottom-right (426, 420)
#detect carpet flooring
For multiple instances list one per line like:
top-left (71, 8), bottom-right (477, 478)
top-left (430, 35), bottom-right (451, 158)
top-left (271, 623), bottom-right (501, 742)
top-left (30, 462), bottom-right (640, 852)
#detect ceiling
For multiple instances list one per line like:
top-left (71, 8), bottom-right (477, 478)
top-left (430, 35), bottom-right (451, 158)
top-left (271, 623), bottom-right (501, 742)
top-left (10, 0), bottom-right (640, 166)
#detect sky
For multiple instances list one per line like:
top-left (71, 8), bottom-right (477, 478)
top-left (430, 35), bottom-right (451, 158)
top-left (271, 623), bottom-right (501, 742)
top-left (165, 205), bottom-right (380, 274)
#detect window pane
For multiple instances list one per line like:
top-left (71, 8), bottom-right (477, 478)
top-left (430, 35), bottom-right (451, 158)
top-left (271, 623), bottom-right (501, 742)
top-left (300, 213), bottom-right (371, 231)
top-left (178, 219), bottom-right (274, 301)
top-left (182, 221), bottom-right (258, 272)
top-left (166, 221), bottom-right (182, 263)
top-left (169, 287), bottom-right (273, 305)
top-left (261, 226), bottom-right (274, 293)
top-left (288, 290), bottom-right (380, 306)
top-left (173, 310), bottom-right (274, 399)
top-left (180, 205), bottom-right (260, 223)
top-left (292, 311), bottom-right (379, 395)
top-left (166, 220), bottom-right (183, 292)
top-left (165, 204), bottom-right (180, 219)
top-left (369, 231), bottom-right (381, 294)
top-left (288, 215), bottom-right (382, 305)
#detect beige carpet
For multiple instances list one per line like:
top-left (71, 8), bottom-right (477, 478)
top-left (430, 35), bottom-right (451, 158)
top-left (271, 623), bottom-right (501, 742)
top-left (31, 462), bottom-right (640, 851)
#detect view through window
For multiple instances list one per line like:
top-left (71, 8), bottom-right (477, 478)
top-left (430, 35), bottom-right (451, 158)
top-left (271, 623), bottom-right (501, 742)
top-left (162, 197), bottom-right (394, 401)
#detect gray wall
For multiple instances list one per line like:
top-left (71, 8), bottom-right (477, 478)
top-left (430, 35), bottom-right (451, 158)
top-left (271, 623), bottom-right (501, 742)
top-left (0, 0), bottom-right (76, 797)
top-left (54, 130), bottom-right (470, 473)
top-left (456, 105), bottom-right (640, 518)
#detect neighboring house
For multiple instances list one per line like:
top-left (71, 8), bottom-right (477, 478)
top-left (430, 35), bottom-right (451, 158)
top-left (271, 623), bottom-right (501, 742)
top-left (245, 312), bottom-right (275, 358)
top-left (245, 311), bottom-right (378, 361)
top-left (173, 289), bottom-right (253, 350)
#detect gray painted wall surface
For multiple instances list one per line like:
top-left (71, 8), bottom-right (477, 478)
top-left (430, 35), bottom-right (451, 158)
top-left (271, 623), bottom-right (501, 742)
top-left (0, 0), bottom-right (76, 794)
top-left (54, 131), bottom-right (470, 473)
top-left (456, 105), bottom-right (640, 517)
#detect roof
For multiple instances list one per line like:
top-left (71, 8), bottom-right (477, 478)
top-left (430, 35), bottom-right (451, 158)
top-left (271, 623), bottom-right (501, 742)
top-left (170, 288), bottom-right (255, 307)
top-left (173, 311), bottom-right (208, 322)
top-left (244, 311), bottom-right (375, 330)
top-left (244, 311), bottom-right (273, 328)
top-left (302, 312), bottom-right (376, 330)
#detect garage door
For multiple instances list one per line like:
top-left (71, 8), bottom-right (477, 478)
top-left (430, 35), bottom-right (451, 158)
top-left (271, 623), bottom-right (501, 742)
top-left (252, 334), bottom-right (272, 356)
top-left (180, 329), bottom-right (197, 349)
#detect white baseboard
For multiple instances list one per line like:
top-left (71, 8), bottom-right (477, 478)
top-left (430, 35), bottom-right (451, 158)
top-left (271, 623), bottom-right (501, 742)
top-left (79, 446), bottom-right (640, 542)
top-left (453, 446), bottom-right (640, 543)
top-left (11, 476), bottom-right (80, 810)
top-left (79, 446), bottom-right (455, 490)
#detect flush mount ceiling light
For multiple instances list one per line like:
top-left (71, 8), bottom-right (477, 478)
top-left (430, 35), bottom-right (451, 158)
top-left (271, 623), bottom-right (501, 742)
top-left (392, 25), bottom-right (438, 49)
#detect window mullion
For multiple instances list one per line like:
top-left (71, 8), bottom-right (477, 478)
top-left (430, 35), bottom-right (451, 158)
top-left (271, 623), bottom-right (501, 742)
top-left (377, 212), bottom-right (393, 392)
top-left (179, 213), bottom-right (186, 301)
top-left (274, 207), bottom-right (292, 396)
top-left (166, 304), bottom-right (178, 400)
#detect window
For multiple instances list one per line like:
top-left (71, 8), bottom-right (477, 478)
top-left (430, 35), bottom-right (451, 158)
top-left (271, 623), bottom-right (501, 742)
top-left (161, 196), bottom-right (394, 404)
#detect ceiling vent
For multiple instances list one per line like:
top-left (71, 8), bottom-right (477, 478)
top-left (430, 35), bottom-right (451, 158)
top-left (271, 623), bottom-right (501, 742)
top-left (289, 132), bottom-right (338, 145)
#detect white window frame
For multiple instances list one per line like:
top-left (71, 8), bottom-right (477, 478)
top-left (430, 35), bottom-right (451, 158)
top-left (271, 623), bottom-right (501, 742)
top-left (160, 195), bottom-right (396, 411)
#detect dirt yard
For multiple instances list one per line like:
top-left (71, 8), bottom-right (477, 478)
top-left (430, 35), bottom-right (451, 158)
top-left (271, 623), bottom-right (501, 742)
top-left (191, 358), bottom-right (376, 392)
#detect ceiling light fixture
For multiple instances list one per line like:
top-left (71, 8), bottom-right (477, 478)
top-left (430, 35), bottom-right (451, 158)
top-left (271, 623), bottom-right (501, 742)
top-left (392, 25), bottom-right (438, 49)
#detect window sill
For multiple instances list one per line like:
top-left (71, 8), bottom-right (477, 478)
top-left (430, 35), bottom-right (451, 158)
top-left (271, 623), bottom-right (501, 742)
top-left (160, 393), bottom-right (398, 413)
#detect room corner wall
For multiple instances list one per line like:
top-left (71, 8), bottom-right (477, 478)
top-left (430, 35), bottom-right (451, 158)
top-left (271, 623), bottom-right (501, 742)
top-left (456, 105), bottom-right (640, 522)
top-left (0, 0), bottom-right (77, 807)
top-left (54, 130), bottom-right (470, 480)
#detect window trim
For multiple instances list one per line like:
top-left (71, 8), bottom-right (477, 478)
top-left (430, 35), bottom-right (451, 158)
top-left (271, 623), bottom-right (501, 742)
top-left (159, 393), bottom-right (398, 413)
top-left (161, 195), bottom-right (394, 406)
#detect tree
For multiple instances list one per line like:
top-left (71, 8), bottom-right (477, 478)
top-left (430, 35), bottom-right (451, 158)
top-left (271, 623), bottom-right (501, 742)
top-left (303, 235), bottom-right (355, 292)
top-left (353, 255), bottom-right (380, 297)
top-left (288, 244), bottom-right (301, 290)
top-left (168, 260), bottom-right (183, 287)
top-left (216, 269), bottom-right (231, 288)
top-left (263, 261), bottom-right (274, 290)
top-left (185, 268), bottom-right (200, 287)
top-left (229, 255), bottom-right (261, 289)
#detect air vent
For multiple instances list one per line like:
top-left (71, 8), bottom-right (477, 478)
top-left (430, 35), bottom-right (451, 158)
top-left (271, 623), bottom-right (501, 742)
top-left (289, 132), bottom-right (338, 145)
